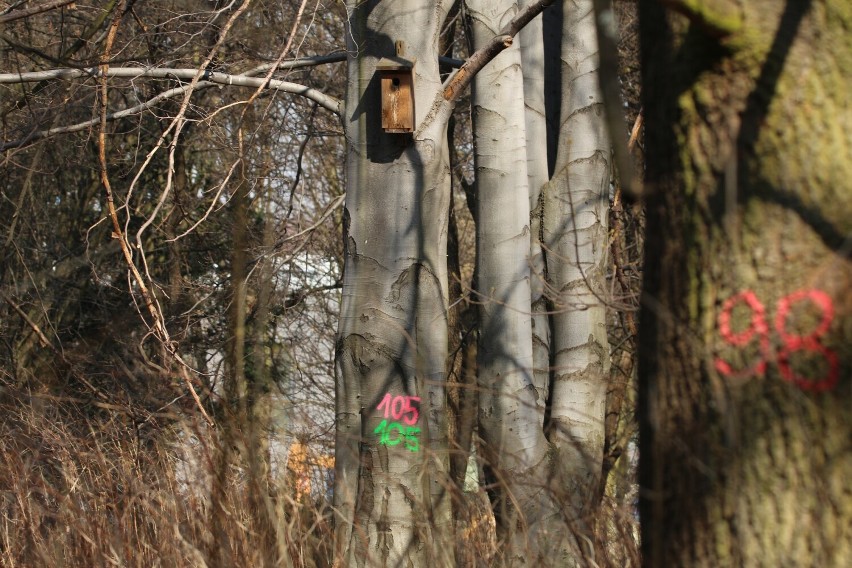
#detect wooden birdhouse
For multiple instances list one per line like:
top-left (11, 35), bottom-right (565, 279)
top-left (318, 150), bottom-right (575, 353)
top-left (377, 54), bottom-right (416, 133)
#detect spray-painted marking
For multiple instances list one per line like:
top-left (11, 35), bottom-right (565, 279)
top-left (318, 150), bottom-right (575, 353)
top-left (715, 289), bottom-right (839, 391)
top-left (716, 290), bottom-right (771, 378)
top-left (377, 393), bottom-right (420, 425)
top-left (373, 420), bottom-right (420, 452)
top-left (375, 394), bottom-right (420, 451)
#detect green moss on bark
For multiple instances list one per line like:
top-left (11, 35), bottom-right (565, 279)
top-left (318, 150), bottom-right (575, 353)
top-left (641, 0), bottom-right (852, 565)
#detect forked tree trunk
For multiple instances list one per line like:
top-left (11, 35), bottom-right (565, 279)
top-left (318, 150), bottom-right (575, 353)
top-left (466, 0), bottom-right (551, 560)
top-left (639, 1), bottom-right (852, 565)
top-left (334, 2), bottom-right (454, 565)
top-left (334, 1), bottom-right (608, 565)
top-left (467, 1), bottom-right (610, 563)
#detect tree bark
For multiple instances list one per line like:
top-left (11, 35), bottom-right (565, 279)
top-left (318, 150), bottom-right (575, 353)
top-left (519, 0), bottom-right (554, 418)
top-left (639, 1), bottom-right (852, 565)
top-left (462, 1), bottom-right (611, 564)
top-left (466, 0), bottom-right (552, 561)
top-left (334, 2), bottom-right (454, 566)
top-left (334, 1), bottom-right (612, 565)
top-left (541, 0), bottom-right (611, 552)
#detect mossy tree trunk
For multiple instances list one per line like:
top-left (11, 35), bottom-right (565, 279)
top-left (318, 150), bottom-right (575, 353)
top-left (638, 1), bottom-right (852, 565)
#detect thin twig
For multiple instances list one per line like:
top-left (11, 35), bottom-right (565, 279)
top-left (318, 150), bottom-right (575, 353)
top-left (2, 293), bottom-right (55, 351)
top-left (95, 1), bottom-right (213, 427)
top-left (0, 0), bottom-right (76, 25)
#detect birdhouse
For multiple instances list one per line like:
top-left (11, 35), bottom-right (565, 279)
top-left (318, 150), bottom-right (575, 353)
top-left (377, 55), bottom-right (416, 133)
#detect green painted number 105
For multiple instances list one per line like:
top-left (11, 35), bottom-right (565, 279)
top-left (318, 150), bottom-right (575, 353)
top-left (373, 420), bottom-right (421, 452)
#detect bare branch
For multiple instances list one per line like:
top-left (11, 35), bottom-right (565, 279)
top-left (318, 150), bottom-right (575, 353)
top-left (439, 55), bottom-right (463, 69)
top-left (2, 292), bottom-right (56, 351)
top-left (275, 193), bottom-right (346, 249)
top-left (0, 49), bottom-right (451, 151)
top-left (0, 66), bottom-right (341, 151)
top-left (442, 0), bottom-right (555, 103)
top-left (0, 67), bottom-right (341, 111)
top-left (251, 52), bottom-right (346, 72)
top-left (96, 0), bottom-right (214, 426)
top-left (0, 0), bottom-right (75, 25)
top-left (251, 51), bottom-right (463, 70)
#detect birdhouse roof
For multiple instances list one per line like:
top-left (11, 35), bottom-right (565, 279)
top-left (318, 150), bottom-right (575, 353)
top-left (376, 56), bottom-right (416, 71)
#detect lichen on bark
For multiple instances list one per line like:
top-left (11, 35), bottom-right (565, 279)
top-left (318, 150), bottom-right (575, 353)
top-left (640, 1), bottom-right (852, 565)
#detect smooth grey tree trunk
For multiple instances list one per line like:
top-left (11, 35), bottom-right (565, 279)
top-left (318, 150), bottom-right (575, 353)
top-left (334, 1), bottom-right (606, 565)
top-left (467, 0), bottom-right (552, 561)
top-left (541, 0), bottom-right (611, 552)
top-left (334, 2), bottom-right (454, 566)
top-left (519, 0), bottom-right (553, 418)
top-left (468, 1), bottom-right (610, 564)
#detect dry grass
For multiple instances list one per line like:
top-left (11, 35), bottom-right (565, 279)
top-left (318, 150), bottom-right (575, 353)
top-left (0, 355), bottom-right (640, 568)
top-left (0, 384), bottom-right (333, 568)
top-left (0, 384), bottom-right (639, 568)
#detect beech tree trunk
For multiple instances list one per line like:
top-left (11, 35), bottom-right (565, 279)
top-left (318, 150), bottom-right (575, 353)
top-left (466, 1), bottom-right (611, 563)
top-left (639, 1), bottom-right (852, 566)
top-left (519, 0), bottom-right (554, 413)
top-left (334, 2), bottom-right (454, 566)
top-left (467, 0), bottom-right (551, 560)
top-left (541, 0), bottom-right (611, 549)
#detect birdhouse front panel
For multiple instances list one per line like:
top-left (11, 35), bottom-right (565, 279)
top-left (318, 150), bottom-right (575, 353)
top-left (381, 72), bottom-right (414, 133)
top-left (377, 56), bottom-right (416, 134)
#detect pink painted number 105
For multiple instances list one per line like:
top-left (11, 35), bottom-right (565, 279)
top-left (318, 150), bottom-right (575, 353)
top-left (376, 394), bottom-right (420, 425)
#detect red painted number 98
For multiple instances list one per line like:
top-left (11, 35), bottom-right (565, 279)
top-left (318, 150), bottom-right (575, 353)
top-left (715, 289), bottom-right (839, 392)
